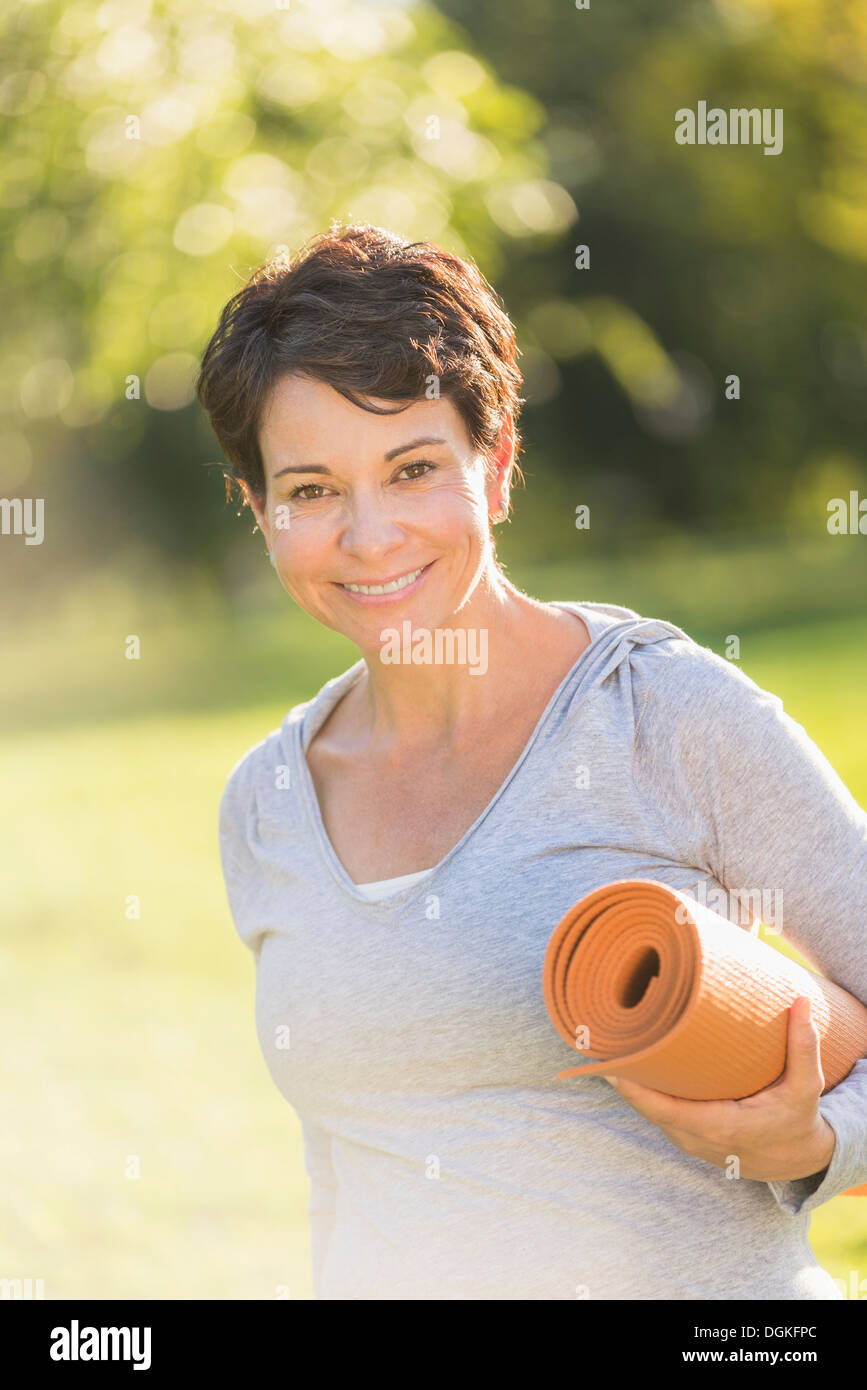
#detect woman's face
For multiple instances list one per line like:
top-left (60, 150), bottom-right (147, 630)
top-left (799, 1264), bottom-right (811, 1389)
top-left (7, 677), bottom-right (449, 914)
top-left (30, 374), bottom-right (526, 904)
top-left (249, 373), bottom-right (512, 647)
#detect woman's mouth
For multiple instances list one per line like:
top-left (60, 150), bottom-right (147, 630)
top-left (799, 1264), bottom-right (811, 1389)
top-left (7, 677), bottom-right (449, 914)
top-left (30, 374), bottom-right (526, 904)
top-left (335, 561), bottom-right (434, 603)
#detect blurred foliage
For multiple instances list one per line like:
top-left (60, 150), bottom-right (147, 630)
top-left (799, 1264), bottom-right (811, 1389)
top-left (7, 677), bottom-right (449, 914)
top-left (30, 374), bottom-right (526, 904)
top-left (434, 0), bottom-right (867, 545)
top-left (0, 0), bottom-right (865, 589)
top-left (0, 0), bottom-right (561, 592)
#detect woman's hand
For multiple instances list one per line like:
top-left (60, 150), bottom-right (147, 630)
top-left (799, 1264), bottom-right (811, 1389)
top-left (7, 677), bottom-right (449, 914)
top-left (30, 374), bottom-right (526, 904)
top-left (603, 995), bottom-right (837, 1184)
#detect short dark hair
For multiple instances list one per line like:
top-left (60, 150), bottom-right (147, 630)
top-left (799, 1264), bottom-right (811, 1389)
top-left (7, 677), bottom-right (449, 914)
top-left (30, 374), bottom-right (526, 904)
top-left (196, 221), bottom-right (525, 505)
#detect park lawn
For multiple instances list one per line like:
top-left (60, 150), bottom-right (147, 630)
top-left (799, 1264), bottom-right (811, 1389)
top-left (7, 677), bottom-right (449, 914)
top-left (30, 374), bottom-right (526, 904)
top-left (3, 577), bottom-right (867, 1299)
top-left (2, 705), bottom-right (313, 1300)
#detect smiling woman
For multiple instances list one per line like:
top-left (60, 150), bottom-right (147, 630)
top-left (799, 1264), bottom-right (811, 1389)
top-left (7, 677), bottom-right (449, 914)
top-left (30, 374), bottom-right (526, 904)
top-left (196, 222), bottom-right (867, 1301)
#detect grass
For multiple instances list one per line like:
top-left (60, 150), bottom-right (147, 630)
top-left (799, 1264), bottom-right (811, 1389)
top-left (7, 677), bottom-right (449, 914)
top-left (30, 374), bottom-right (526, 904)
top-left (3, 533), bottom-right (867, 1299)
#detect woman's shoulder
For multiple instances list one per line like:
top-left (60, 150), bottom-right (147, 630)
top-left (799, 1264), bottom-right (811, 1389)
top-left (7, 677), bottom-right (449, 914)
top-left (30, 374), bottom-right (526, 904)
top-left (219, 725), bottom-right (283, 831)
top-left (616, 616), bottom-right (787, 746)
top-left (219, 659), bottom-right (366, 816)
top-left (564, 599), bottom-right (785, 728)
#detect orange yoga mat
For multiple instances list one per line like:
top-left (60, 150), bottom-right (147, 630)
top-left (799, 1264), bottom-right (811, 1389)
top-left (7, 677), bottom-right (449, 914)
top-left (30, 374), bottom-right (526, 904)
top-left (543, 879), bottom-right (867, 1197)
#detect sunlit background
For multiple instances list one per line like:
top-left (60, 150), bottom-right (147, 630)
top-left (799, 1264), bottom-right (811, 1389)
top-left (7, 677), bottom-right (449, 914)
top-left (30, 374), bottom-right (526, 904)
top-left (2, 0), bottom-right (867, 1298)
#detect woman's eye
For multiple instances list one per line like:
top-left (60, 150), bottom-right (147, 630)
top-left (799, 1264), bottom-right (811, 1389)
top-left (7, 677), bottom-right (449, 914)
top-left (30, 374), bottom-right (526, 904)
top-left (289, 483), bottom-right (326, 500)
top-left (288, 462), bottom-right (434, 501)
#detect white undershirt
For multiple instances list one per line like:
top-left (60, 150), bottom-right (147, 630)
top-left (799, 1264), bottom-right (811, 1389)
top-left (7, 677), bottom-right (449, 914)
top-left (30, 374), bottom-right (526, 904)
top-left (353, 867), bottom-right (434, 901)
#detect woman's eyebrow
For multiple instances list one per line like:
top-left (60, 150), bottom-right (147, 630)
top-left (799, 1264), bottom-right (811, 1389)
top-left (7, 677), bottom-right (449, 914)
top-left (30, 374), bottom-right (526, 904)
top-left (271, 436), bottom-right (448, 481)
top-left (272, 462), bottom-right (331, 478)
top-left (383, 435), bottom-right (447, 461)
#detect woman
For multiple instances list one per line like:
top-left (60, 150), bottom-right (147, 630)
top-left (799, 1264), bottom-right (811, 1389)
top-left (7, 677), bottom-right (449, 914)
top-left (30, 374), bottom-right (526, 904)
top-left (198, 223), bottom-right (867, 1301)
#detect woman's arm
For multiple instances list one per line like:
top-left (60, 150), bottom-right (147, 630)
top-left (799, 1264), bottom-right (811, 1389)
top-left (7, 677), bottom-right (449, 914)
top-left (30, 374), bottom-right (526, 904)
top-left (218, 748), bottom-right (341, 1283)
top-left (631, 637), bottom-right (867, 1214)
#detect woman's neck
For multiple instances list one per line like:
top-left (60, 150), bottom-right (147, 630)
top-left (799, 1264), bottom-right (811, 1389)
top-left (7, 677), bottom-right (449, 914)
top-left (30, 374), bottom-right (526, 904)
top-left (341, 577), bottom-right (589, 751)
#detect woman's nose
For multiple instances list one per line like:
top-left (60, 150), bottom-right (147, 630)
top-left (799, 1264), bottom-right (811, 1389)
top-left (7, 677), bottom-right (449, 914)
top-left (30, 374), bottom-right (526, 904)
top-left (338, 494), bottom-right (406, 554)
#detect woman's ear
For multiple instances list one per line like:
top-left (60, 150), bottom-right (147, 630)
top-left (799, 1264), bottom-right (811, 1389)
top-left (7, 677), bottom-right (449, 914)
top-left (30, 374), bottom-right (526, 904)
top-left (242, 482), bottom-right (271, 551)
top-left (486, 414), bottom-right (515, 517)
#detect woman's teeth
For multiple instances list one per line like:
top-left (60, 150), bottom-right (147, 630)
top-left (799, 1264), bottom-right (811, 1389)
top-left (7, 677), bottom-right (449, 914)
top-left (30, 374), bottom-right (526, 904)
top-left (342, 566), bottom-right (424, 595)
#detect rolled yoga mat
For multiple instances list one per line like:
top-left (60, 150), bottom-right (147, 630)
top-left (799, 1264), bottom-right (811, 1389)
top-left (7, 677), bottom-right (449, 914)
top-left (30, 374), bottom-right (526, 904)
top-left (543, 878), bottom-right (867, 1197)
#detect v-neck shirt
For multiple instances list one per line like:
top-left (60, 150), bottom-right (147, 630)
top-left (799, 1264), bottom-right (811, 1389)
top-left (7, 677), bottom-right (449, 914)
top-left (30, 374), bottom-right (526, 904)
top-left (218, 599), bottom-right (867, 1300)
top-left (291, 600), bottom-right (610, 907)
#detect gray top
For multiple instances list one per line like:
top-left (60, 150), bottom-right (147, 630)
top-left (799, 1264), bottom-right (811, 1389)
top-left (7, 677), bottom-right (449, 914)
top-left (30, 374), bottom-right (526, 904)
top-left (218, 599), bottom-right (867, 1300)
